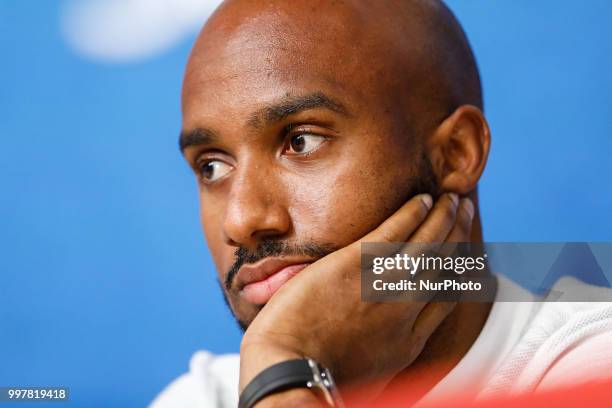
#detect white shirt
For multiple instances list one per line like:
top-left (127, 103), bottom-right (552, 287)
top-left (150, 275), bottom-right (612, 407)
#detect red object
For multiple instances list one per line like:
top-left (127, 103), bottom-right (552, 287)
top-left (360, 378), bottom-right (612, 407)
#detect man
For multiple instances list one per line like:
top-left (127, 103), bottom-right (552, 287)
top-left (152, 0), bottom-right (612, 406)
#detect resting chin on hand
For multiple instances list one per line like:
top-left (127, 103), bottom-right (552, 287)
top-left (238, 192), bottom-right (476, 407)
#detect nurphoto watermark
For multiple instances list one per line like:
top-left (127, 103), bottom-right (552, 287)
top-left (361, 242), bottom-right (612, 302)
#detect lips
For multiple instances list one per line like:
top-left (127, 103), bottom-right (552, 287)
top-left (236, 258), bottom-right (312, 305)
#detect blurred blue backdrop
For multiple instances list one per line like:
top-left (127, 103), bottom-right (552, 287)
top-left (1, 1), bottom-right (611, 406)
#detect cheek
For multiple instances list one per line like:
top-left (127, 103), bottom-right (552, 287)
top-left (200, 196), bottom-right (232, 281)
top-left (287, 139), bottom-right (418, 247)
top-left (200, 201), bottom-right (257, 315)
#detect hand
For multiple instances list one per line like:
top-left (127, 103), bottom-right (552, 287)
top-left (239, 193), bottom-right (475, 406)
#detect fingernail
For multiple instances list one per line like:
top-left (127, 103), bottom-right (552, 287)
top-left (420, 194), bottom-right (433, 210)
top-left (447, 192), bottom-right (459, 208)
top-left (461, 198), bottom-right (474, 219)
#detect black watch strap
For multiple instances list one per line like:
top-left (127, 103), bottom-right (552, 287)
top-left (238, 359), bottom-right (314, 408)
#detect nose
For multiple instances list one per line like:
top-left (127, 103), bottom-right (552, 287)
top-left (222, 163), bottom-right (291, 249)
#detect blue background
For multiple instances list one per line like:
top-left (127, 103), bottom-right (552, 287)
top-left (1, 1), bottom-right (611, 406)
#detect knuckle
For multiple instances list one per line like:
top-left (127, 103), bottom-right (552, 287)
top-left (440, 203), bottom-right (456, 223)
top-left (380, 227), bottom-right (400, 243)
top-left (416, 232), bottom-right (434, 244)
top-left (380, 230), bottom-right (396, 242)
top-left (457, 213), bottom-right (471, 234)
top-left (415, 200), bottom-right (430, 219)
top-left (454, 211), bottom-right (472, 238)
top-left (409, 331), bottom-right (426, 355)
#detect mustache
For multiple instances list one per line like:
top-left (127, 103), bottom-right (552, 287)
top-left (224, 239), bottom-right (336, 291)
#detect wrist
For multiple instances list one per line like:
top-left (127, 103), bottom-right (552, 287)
top-left (252, 388), bottom-right (321, 408)
top-left (239, 338), bottom-right (304, 392)
top-left (239, 339), bottom-right (344, 408)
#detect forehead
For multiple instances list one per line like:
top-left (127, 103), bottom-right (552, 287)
top-left (182, 1), bottom-right (402, 127)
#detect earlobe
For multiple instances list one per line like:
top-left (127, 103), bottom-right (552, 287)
top-left (427, 105), bottom-right (491, 195)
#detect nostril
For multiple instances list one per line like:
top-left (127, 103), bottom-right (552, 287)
top-left (251, 229), bottom-right (285, 242)
top-left (224, 236), bottom-right (240, 247)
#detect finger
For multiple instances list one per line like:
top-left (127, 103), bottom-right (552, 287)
top-left (376, 195), bottom-right (466, 307)
top-left (359, 194), bottom-right (433, 244)
top-left (446, 197), bottom-right (475, 243)
top-left (322, 194), bottom-right (432, 285)
top-left (384, 193), bottom-right (458, 280)
top-left (394, 194), bottom-right (460, 303)
top-left (409, 193), bottom-right (459, 244)
top-left (411, 301), bottom-right (456, 344)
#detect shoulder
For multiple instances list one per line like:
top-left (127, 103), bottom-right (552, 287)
top-left (481, 277), bottom-right (612, 396)
top-left (514, 277), bottom-right (612, 390)
top-left (535, 278), bottom-right (612, 389)
top-left (149, 351), bottom-right (240, 408)
top-left (538, 329), bottom-right (612, 391)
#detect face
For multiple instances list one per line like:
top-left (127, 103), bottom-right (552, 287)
top-left (180, 1), bottom-right (438, 329)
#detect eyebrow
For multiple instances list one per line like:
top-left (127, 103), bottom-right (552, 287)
top-left (248, 91), bottom-right (349, 128)
top-left (179, 91), bottom-right (349, 152)
top-left (179, 127), bottom-right (218, 152)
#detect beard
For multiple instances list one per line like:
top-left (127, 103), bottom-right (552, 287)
top-left (220, 240), bottom-right (337, 332)
top-left (219, 152), bottom-right (440, 332)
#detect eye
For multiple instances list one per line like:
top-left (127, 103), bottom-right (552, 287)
top-left (285, 133), bottom-right (326, 155)
top-left (198, 160), bottom-right (232, 183)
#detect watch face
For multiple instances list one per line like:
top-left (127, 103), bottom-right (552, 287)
top-left (305, 359), bottom-right (343, 408)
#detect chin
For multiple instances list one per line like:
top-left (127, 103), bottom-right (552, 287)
top-left (230, 301), bottom-right (259, 332)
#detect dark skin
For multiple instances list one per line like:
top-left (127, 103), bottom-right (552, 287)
top-left (180, 0), bottom-right (492, 406)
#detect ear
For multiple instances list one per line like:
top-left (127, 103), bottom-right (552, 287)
top-left (426, 105), bottom-right (491, 195)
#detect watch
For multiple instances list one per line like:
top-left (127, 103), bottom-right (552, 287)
top-left (238, 358), bottom-right (345, 408)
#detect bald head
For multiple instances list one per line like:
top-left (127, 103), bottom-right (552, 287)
top-left (184, 0), bottom-right (481, 137)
